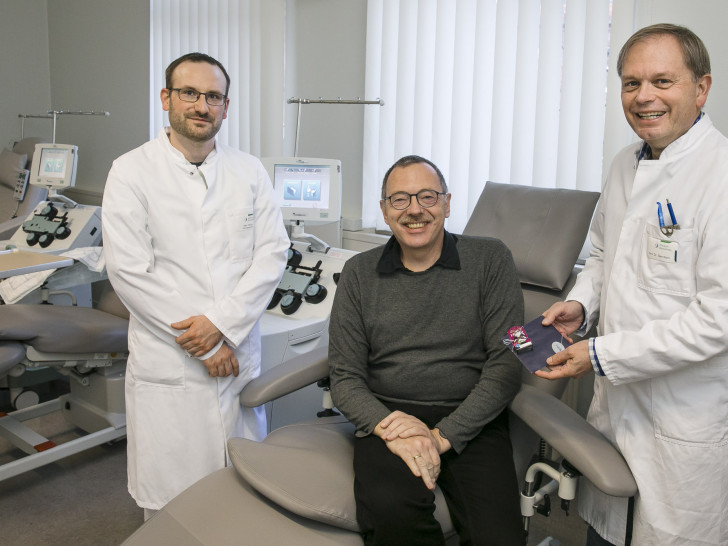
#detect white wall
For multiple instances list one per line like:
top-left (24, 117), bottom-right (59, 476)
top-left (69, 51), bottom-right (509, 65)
top-left (0, 0), bottom-right (51, 149)
top-left (46, 0), bottom-right (149, 201)
top-left (285, 0), bottom-right (367, 224)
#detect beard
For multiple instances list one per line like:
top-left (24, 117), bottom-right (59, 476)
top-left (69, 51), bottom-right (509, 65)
top-left (168, 107), bottom-right (223, 142)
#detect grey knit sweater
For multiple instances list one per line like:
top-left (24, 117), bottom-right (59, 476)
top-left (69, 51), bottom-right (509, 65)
top-left (328, 232), bottom-right (523, 453)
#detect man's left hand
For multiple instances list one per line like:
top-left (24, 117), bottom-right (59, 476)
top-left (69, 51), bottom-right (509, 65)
top-left (535, 339), bottom-right (592, 380)
top-left (377, 411), bottom-right (431, 442)
top-left (172, 315), bottom-right (223, 357)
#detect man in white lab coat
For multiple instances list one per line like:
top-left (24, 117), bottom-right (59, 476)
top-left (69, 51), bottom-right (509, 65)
top-left (102, 53), bottom-right (289, 517)
top-left (538, 24), bottom-right (728, 545)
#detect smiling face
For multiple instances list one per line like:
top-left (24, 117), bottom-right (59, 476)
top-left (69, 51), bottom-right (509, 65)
top-left (620, 34), bottom-right (711, 158)
top-left (161, 60), bottom-right (229, 146)
top-left (380, 162), bottom-right (450, 267)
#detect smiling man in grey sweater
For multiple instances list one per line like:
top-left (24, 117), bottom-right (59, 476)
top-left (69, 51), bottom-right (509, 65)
top-left (329, 155), bottom-right (525, 545)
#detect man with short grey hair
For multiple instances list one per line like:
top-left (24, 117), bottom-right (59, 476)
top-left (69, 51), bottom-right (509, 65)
top-left (539, 24), bottom-right (728, 545)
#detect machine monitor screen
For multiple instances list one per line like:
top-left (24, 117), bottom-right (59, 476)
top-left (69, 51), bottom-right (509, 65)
top-left (30, 143), bottom-right (78, 190)
top-left (262, 157), bottom-right (342, 226)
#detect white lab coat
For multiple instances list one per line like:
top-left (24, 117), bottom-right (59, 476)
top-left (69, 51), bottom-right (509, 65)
top-left (102, 129), bottom-right (289, 509)
top-left (568, 115), bottom-right (728, 545)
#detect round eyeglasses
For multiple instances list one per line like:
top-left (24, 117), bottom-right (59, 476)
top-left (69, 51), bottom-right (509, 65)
top-left (384, 189), bottom-right (446, 210)
top-left (169, 88), bottom-right (227, 106)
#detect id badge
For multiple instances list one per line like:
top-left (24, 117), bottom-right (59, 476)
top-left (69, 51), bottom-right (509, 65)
top-left (647, 236), bottom-right (678, 263)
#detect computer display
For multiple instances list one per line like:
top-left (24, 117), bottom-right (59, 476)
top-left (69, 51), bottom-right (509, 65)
top-left (30, 143), bottom-right (78, 190)
top-left (262, 157), bottom-right (342, 226)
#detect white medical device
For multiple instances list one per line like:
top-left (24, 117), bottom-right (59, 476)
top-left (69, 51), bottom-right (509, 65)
top-left (30, 143), bottom-right (78, 190)
top-left (5, 143), bottom-right (101, 253)
top-left (260, 241), bottom-right (357, 432)
top-left (262, 157), bottom-right (343, 251)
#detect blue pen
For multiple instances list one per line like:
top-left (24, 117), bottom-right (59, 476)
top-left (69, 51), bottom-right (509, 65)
top-left (656, 202), bottom-right (665, 227)
top-left (666, 199), bottom-right (678, 225)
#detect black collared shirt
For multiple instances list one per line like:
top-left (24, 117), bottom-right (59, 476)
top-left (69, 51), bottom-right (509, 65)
top-left (376, 230), bottom-right (461, 273)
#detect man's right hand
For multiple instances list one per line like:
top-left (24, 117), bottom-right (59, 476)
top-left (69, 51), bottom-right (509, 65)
top-left (541, 300), bottom-right (585, 339)
top-left (384, 435), bottom-right (441, 490)
top-left (375, 411), bottom-right (443, 490)
top-left (202, 343), bottom-right (239, 378)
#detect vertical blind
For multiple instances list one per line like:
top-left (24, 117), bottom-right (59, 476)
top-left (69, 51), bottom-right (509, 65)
top-left (149, 0), bottom-right (284, 156)
top-left (363, 0), bottom-right (612, 233)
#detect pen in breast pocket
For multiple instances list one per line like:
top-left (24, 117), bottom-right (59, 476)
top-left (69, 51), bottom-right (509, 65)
top-left (666, 199), bottom-right (679, 227)
top-left (656, 202), bottom-right (665, 227)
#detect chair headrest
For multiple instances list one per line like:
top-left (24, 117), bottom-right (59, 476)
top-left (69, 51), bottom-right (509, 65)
top-left (12, 137), bottom-right (48, 163)
top-left (463, 181), bottom-right (599, 291)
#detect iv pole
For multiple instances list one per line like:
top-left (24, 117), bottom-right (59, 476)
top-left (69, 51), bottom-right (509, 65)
top-left (19, 110), bottom-right (111, 144)
top-left (287, 97), bottom-right (383, 157)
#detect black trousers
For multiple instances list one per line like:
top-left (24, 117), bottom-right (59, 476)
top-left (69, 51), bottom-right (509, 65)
top-left (353, 403), bottom-right (525, 546)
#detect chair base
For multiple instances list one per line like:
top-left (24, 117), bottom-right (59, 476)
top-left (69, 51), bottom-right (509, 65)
top-left (0, 361), bottom-right (126, 481)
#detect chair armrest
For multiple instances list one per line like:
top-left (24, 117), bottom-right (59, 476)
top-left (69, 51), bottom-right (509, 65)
top-left (509, 384), bottom-right (637, 497)
top-left (240, 348), bottom-right (329, 407)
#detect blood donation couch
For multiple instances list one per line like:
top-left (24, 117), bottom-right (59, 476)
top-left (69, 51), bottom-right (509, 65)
top-left (122, 182), bottom-right (638, 545)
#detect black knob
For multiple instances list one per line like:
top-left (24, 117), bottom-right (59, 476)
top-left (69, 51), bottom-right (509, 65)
top-left (40, 203), bottom-right (58, 219)
top-left (280, 291), bottom-right (302, 315)
top-left (304, 283), bottom-right (327, 304)
top-left (55, 225), bottom-right (71, 240)
top-left (26, 232), bottom-right (39, 246)
top-left (267, 290), bottom-right (283, 310)
top-left (287, 246), bottom-right (302, 267)
top-left (333, 272), bottom-right (341, 285)
top-left (38, 233), bottom-right (54, 248)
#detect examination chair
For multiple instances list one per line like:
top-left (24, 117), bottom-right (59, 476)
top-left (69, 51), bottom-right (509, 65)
top-left (0, 137), bottom-right (48, 240)
top-left (123, 183), bottom-right (638, 545)
top-left (0, 282), bottom-right (129, 481)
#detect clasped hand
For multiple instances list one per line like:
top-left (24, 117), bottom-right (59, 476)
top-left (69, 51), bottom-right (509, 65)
top-left (376, 411), bottom-right (451, 490)
top-left (172, 315), bottom-right (238, 377)
top-left (172, 315), bottom-right (223, 357)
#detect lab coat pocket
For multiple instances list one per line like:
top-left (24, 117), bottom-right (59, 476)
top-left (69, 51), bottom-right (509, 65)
top-left (225, 207), bottom-right (255, 262)
top-left (637, 223), bottom-right (696, 297)
top-left (127, 327), bottom-right (185, 387)
top-left (652, 364), bottom-right (728, 447)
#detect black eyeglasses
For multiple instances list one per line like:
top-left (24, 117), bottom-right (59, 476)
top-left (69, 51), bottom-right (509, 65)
top-left (384, 189), bottom-right (446, 210)
top-left (169, 88), bottom-right (227, 106)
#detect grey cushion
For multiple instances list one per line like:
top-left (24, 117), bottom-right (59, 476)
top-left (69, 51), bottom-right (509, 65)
top-left (0, 148), bottom-right (27, 189)
top-left (229, 419), bottom-right (360, 532)
top-left (229, 418), bottom-right (454, 534)
top-left (0, 305), bottom-right (128, 353)
top-left (463, 181), bottom-right (599, 290)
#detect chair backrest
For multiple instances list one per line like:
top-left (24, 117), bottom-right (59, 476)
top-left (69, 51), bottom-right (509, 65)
top-left (0, 137), bottom-right (49, 240)
top-left (462, 181), bottom-right (600, 479)
top-left (462, 181), bottom-right (600, 395)
top-left (93, 280), bottom-right (130, 320)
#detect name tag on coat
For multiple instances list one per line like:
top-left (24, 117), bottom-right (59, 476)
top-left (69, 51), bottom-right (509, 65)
top-left (647, 236), bottom-right (678, 263)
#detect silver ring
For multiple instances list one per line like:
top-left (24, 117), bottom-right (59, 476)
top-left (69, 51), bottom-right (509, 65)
top-left (413, 455), bottom-right (421, 459)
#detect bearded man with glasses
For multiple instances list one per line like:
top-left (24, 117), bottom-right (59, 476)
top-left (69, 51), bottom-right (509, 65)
top-left (329, 155), bottom-right (525, 544)
top-left (102, 52), bottom-right (289, 519)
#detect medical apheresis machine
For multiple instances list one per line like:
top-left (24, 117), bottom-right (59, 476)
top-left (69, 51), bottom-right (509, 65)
top-left (259, 156), bottom-right (356, 431)
top-left (4, 143), bottom-right (101, 253)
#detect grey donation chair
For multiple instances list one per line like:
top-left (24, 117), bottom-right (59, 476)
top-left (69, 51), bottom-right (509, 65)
top-left (0, 282), bottom-right (129, 480)
top-left (123, 182), bottom-right (637, 545)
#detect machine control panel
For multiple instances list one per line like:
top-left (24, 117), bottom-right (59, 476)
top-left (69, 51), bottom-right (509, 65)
top-left (14, 169), bottom-right (29, 201)
top-left (260, 241), bottom-right (359, 431)
top-left (7, 201), bottom-right (102, 253)
top-left (267, 244), bottom-right (338, 316)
